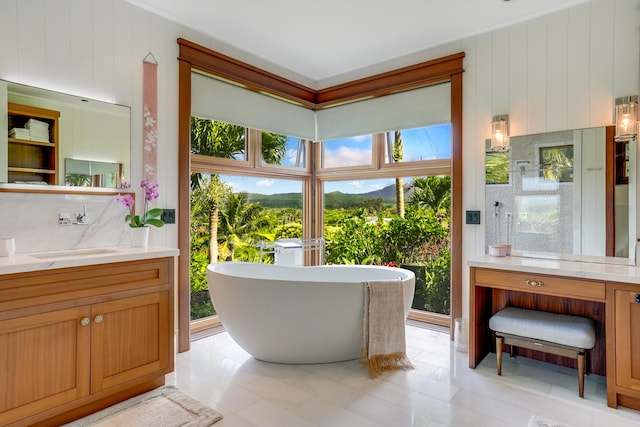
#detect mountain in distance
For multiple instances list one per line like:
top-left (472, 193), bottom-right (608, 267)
top-left (249, 181), bottom-right (411, 209)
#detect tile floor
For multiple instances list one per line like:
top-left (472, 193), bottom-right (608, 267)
top-left (166, 324), bottom-right (640, 426)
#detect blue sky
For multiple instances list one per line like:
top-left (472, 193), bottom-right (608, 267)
top-left (223, 123), bottom-right (451, 195)
top-left (322, 124), bottom-right (451, 168)
top-left (221, 175), bottom-right (397, 195)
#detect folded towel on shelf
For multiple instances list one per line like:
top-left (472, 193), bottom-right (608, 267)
top-left (24, 118), bottom-right (49, 129)
top-left (29, 133), bottom-right (50, 142)
top-left (9, 128), bottom-right (30, 139)
top-left (360, 279), bottom-right (413, 379)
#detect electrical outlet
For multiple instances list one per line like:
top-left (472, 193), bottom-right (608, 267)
top-left (161, 209), bottom-right (175, 224)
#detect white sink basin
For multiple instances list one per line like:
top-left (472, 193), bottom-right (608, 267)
top-left (30, 248), bottom-right (119, 260)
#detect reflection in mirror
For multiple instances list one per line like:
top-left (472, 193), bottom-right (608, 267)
top-left (485, 127), bottom-right (633, 263)
top-left (65, 158), bottom-right (122, 188)
top-left (0, 80), bottom-right (131, 189)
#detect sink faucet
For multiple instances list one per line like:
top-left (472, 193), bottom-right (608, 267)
top-left (75, 205), bottom-right (89, 225)
top-left (58, 206), bottom-right (90, 225)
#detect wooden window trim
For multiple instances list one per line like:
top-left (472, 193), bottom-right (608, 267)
top-left (178, 38), bottom-right (464, 352)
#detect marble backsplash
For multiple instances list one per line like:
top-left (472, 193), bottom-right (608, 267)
top-left (0, 191), bottom-right (131, 253)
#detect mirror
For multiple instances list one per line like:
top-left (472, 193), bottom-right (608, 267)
top-left (64, 158), bottom-right (122, 188)
top-left (485, 126), bottom-right (635, 263)
top-left (0, 80), bottom-right (130, 188)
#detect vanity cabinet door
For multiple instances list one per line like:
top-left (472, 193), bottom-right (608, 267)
top-left (614, 288), bottom-right (640, 390)
top-left (0, 306), bottom-right (91, 426)
top-left (90, 291), bottom-right (171, 393)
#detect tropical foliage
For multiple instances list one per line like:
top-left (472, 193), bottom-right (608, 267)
top-left (324, 177), bottom-right (451, 314)
top-left (189, 175), bottom-right (452, 319)
top-left (485, 151), bottom-right (509, 185)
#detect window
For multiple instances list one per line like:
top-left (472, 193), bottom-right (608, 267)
top-left (190, 173), bottom-right (303, 320)
top-left (261, 134), bottom-right (306, 168)
top-left (179, 43), bottom-right (464, 349)
top-left (384, 124), bottom-right (452, 164)
top-left (324, 175), bottom-right (451, 316)
top-left (190, 117), bottom-right (247, 161)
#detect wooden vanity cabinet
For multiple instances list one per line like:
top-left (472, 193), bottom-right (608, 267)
top-left (469, 267), bottom-right (607, 375)
top-left (0, 258), bottom-right (174, 427)
top-left (607, 282), bottom-right (640, 410)
top-left (471, 264), bottom-right (640, 412)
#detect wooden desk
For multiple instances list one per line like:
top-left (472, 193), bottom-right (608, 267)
top-left (468, 256), bottom-right (640, 411)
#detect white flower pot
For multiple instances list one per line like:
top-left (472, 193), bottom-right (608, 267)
top-left (130, 226), bottom-right (150, 247)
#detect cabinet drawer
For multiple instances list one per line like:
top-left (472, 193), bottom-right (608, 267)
top-left (0, 258), bottom-right (172, 314)
top-left (474, 268), bottom-right (606, 301)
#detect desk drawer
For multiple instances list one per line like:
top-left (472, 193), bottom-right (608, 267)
top-left (474, 268), bottom-right (606, 301)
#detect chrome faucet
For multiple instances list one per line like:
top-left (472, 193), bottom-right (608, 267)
top-left (75, 205), bottom-right (89, 225)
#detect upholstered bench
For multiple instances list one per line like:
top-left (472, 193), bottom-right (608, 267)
top-left (489, 306), bottom-right (596, 397)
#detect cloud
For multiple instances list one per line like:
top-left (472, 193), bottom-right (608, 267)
top-left (227, 181), bottom-right (243, 191)
top-left (369, 183), bottom-right (386, 191)
top-left (324, 146), bottom-right (371, 167)
top-left (256, 179), bottom-right (275, 188)
top-left (349, 181), bottom-right (363, 189)
top-left (285, 148), bottom-right (299, 166)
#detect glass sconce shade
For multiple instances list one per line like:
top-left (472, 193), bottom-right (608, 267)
top-left (615, 96), bottom-right (638, 142)
top-left (491, 115), bottom-right (509, 151)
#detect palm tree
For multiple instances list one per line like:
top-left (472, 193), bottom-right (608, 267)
top-left (190, 117), bottom-right (289, 261)
top-left (540, 145), bottom-right (573, 182)
top-left (485, 152), bottom-right (510, 185)
top-left (260, 130), bottom-right (287, 164)
top-left (410, 176), bottom-right (451, 212)
top-left (393, 130), bottom-right (405, 218)
top-left (218, 192), bottom-right (268, 261)
top-left (191, 175), bottom-right (230, 262)
top-left (191, 118), bottom-right (246, 158)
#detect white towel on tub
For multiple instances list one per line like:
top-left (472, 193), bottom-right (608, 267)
top-left (360, 279), bottom-right (413, 378)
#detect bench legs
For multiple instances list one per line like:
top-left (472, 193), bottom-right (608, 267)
top-left (496, 336), bottom-right (504, 376)
top-left (577, 352), bottom-right (585, 398)
top-left (495, 334), bottom-right (587, 398)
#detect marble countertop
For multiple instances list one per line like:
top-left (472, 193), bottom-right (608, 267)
top-left (0, 246), bottom-right (180, 275)
top-left (468, 254), bottom-right (640, 285)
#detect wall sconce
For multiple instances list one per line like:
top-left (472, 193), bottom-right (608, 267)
top-left (490, 114), bottom-right (509, 151)
top-left (615, 96), bottom-right (638, 142)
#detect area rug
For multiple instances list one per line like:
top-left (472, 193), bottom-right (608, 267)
top-left (528, 415), bottom-right (573, 427)
top-left (63, 385), bottom-right (222, 426)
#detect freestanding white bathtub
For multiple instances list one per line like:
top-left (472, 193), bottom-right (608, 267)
top-left (206, 262), bottom-right (415, 364)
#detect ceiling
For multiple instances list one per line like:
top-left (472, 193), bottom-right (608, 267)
top-left (126, 0), bottom-right (589, 87)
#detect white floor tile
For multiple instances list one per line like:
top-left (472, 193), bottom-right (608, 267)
top-left (171, 324), bottom-right (640, 427)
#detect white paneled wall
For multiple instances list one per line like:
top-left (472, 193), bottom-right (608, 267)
top-left (0, 0), bottom-right (638, 308)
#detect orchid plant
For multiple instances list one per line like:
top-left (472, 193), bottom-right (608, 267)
top-left (115, 180), bottom-right (164, 228)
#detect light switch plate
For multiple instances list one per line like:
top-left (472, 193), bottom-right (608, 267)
top-left (466, 210), bottom-right (480, 225)
top-left (161, 209), bottom-right (175, 224)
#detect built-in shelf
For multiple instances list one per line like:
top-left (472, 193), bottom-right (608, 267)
top-left (8, 137), bottom-right (56, 147)
top-left (7, 102), bottom-right (59, 185)
top-left (7, 166), bottom-right (56, 174)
